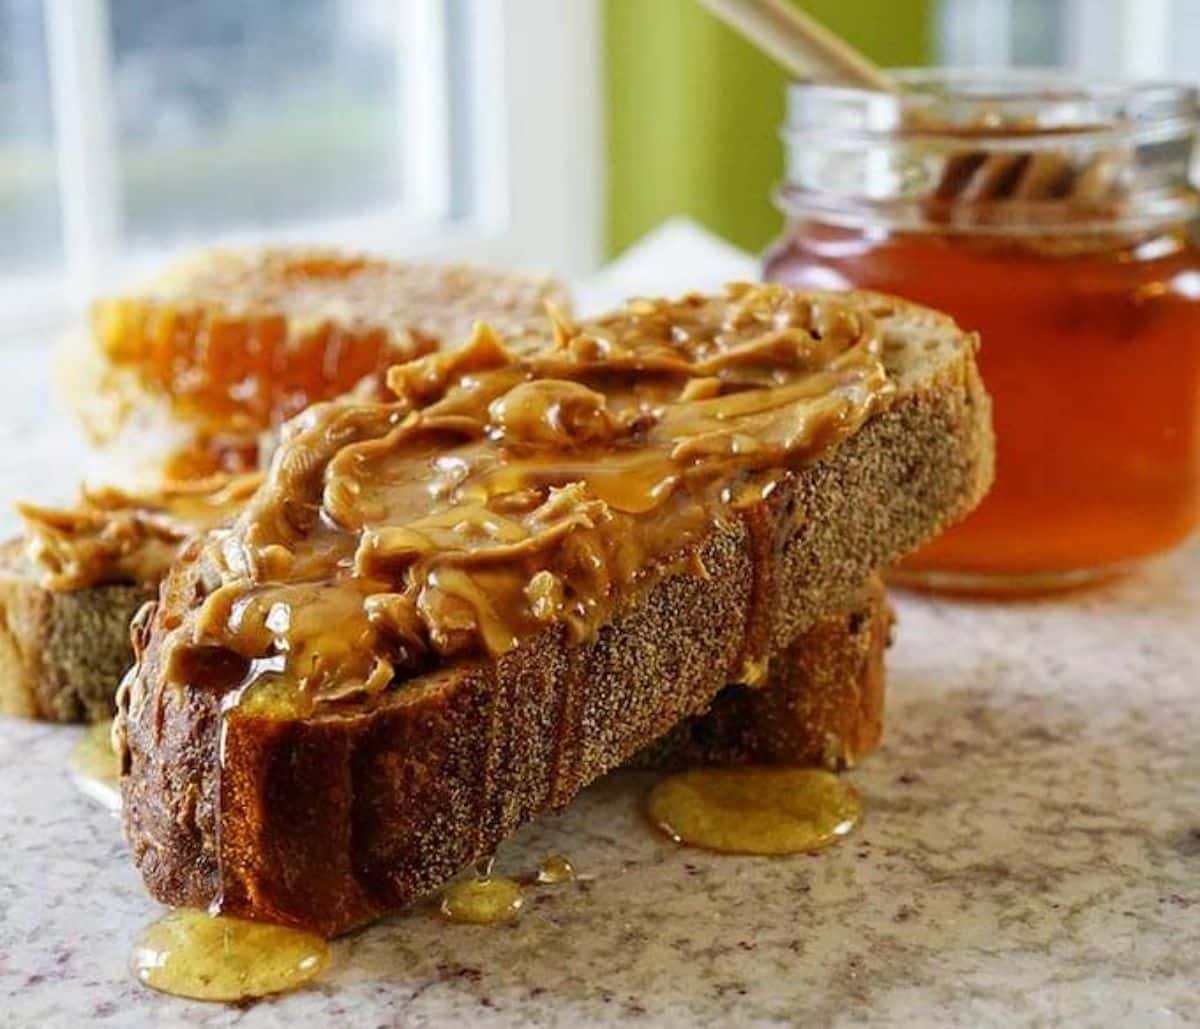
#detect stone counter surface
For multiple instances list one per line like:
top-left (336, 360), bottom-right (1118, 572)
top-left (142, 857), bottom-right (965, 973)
top-left (0, 343), bottom-right (1197, 1027)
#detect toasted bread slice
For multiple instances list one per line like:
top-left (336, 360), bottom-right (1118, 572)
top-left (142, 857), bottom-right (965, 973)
top-left (0, 502), bottom-right (890, 749)
top-left (58, 250), bottom-right (562, 481)
top-left (119, 287), bottom-right (994, 935)
top-left (0, 475), bottom-right (262, 722)
top-left (0, 540), bottom-right (151, 722)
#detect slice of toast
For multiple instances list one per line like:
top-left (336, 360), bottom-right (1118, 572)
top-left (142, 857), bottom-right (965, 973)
top-left (0, 475), bottom-right (262, 722)
top-left (0, 540), bottom-right (151, 722)
top-left (119, 286), bottom-right (993, 935)
top-left (0, 506), bottom-right (889, 750)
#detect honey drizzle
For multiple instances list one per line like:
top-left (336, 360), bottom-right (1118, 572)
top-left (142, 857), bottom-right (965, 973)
top-left (646, 767), bottom-right (862, 855)
top-left (67, 720), bottom-right (121, 812)
top-left (536, 853), bottom-right (577, 885)
top-left (130, 908), bottom-right (329, 1002)
top-left (438, 853), bottom-right (576, 925)
top-left (439, 876), bottom-right (525, 925)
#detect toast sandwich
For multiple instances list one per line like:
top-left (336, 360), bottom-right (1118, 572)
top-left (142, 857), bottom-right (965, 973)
top-left (0, 473), bottom-right (890, 771)
top-left (118, 284), bottom-right (993, 935)
top-left (0, 479), bottom-right (890, 765)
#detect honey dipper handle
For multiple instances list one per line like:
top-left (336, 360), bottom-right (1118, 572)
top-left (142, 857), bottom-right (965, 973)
top-left (696, 0), bottom-right (897, 91)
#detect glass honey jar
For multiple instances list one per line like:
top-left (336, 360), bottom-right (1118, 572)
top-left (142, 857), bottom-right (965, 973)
top-left (765, 70), bottom-right (1200, 592)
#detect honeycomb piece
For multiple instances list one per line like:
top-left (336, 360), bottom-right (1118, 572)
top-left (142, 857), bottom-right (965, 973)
top-left (89, 249), bottom-right (561, 456)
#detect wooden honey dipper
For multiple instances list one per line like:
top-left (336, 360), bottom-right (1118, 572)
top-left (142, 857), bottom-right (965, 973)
top-left (696, 0), bottom-right (1130, 223)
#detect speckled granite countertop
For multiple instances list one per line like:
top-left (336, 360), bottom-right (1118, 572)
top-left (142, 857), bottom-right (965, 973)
top-left (0, 336), bottom-right (1197, 1028)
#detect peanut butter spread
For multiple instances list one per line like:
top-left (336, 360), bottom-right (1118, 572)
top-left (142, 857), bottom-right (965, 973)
top-left (17, 474), bottom-right (261, 590)
top-left (90, 249), bottom-right (561, 446)
top-left (152, 285), bottom-right (896, 715)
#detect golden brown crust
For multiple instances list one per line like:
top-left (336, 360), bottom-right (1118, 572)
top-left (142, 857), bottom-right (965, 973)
top-left (121, 306), bottom-right (993, 935)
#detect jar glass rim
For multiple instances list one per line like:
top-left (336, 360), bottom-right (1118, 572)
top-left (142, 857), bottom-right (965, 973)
top-left (778, 68), bottom-right (1199, 238)
top-left (785, 68), bottom-right (1199, 145)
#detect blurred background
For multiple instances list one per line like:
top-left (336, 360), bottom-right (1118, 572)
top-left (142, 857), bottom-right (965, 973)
top-left (1, 0), bottom-right (1197, 333)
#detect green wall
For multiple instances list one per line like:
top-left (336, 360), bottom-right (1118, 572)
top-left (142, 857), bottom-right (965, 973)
top-left (604, 0), bottom-right (935, 257)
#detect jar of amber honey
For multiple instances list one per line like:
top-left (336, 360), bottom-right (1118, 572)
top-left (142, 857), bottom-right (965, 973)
top-left (765, 70), bottom-right (1200, 591)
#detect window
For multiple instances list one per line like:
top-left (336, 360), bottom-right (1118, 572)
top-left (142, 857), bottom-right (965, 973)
top-left (0, 0), bottom-right (602, 336)
top-left (938, 0), bottom-right (1198, 81)
top-left (110, 1), bottom-right (410, 246)
top-left (0, 1), bottom-right (60, 274)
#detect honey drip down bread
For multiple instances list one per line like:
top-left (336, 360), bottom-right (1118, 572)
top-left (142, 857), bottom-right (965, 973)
top-left (116, 283), bottom-right (994, 935)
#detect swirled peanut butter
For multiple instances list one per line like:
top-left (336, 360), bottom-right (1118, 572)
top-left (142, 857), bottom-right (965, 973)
top-left (157, 285), bottom-right (896, 714)
top-left (16, 473), bottom-right (261, 590)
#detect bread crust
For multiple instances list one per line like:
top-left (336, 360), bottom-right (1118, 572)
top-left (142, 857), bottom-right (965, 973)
top-left (0, 541), bottom-right (150, 722)
top-left (633, 576), bottom-right (891, 770)
top-left (121, 317), bottom-right (993, 936)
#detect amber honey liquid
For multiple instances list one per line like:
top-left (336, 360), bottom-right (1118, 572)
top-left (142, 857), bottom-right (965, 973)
top-left (130, 909), bottom-right (329, 1002)
top-left (646, 767), bottom-right (861, 855)
top-left (767, 225), bottom-right (1200, 583)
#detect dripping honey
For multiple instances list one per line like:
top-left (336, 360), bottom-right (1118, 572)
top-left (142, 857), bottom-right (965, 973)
top-left (647, 767), bottom-right (862, 855)
top-left (536, 853), bottom-right (577, 884)
top-left (768, 225), bottom-right (1200, 584)
top-left (130, 909), bottom-right (329, 1002)
top-left (67, 719), bottom-right (121, 812)
top-left (439, 876), bottom-right (525, 925)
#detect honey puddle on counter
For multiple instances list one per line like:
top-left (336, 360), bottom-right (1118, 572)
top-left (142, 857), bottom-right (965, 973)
top-left (536, 853), bottom-right (577, 884)
top-left (438, 853), bottom-right (577, 925)
top-left (647, 767), bottom-right (862, 855)
top-left (67, 720), bottom-right (121, 812)
top-left (131, 909), bottom-right (330, 1002)
top-left (439, 876), bottom-right (525, 925)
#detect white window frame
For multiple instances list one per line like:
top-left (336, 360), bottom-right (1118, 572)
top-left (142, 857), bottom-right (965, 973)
top-left (0, 0), bottom-right (604, 339)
